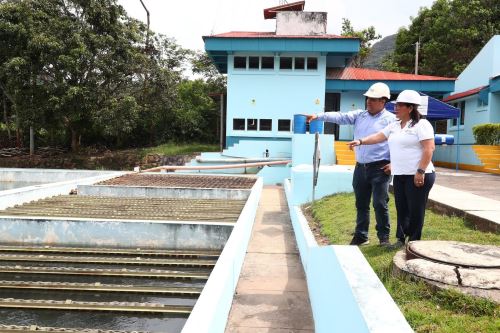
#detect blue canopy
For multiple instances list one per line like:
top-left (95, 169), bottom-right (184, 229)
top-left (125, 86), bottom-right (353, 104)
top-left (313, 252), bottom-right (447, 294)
top-left (385, 93), bottom-right (459, 120)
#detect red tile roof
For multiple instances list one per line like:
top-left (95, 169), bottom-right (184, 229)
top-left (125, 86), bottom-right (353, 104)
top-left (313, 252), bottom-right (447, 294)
top-left (327, 67), bottom-right (454, 81)
top-left (206, 31), bottom-right (349, 39)
top-left (442, 86), bottom-right (486, 102)
top-left (264, 1), bottom-right (305, 19)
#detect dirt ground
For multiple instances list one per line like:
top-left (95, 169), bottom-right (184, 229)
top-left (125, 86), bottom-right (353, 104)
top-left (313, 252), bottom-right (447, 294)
top-left (0, 148), bottom-right (196, 171)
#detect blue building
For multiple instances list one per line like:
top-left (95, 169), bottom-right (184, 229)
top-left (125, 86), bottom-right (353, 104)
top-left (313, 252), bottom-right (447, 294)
top-left (203, 1), bottom-right (455, 159)
top-left (433, 35), bottom-right (500, 174)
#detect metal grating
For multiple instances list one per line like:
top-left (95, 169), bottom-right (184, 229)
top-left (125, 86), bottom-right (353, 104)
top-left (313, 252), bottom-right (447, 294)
top-left (97, 173), bottom-right (256, 189)
top-left (0, 195), bottom-right (245, 222)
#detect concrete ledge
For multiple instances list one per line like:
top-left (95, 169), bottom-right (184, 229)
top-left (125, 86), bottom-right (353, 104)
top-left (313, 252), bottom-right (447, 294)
top-left (78, 184), bottom-right (251, 200)
top-left (0, 168), bottom-right (120, 182)
top-left (284, 179), bottom-right (413, 333)
top-left (290, 165), bottom-right (354, 205)
top-left (427, 184), bottom-right (500, 233)
top-left (0, 216), bottom-right (232, 249)
top-left (0, 172), bottom-right (125, 210)
top-left (182, 177), bottom-right (263, 333)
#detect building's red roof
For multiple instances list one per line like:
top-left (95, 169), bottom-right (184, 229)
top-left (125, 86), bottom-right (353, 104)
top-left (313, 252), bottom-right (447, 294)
top-left (442, 86), bottom-right (486, 102)
top-left (206, 31), bottom-right (349, 39)
top-left (327, 67), bottom-right (455, 81)
top-left (264, 1), bottom-right (305, 19)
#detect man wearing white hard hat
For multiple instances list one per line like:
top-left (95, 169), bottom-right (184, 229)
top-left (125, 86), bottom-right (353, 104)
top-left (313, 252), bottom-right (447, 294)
top-left (348, 90), bottom-right (436, 248)
top-left (306, 82), bottom-right (396, 246)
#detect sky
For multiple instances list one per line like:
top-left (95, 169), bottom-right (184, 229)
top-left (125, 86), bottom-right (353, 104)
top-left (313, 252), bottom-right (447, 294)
top-left (117, 0), bottom-right (436, 51)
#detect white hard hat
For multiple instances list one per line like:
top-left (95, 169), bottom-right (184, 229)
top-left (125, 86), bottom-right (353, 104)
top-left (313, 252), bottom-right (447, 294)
top-left (363, 82), bottom-right (391, 99)
top-left (395, 90), bottom-right (421, 105)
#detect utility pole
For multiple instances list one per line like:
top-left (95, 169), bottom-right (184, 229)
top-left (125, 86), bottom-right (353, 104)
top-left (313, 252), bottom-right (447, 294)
top-left (414, 41), bottom-right (419, 75)
top-left (139, 0), bottom-right (150, 51)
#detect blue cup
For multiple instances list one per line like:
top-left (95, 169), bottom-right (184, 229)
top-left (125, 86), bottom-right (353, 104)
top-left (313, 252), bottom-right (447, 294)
top-left (293, 114), bottom-right (307, 134)
top-left (309, 119), bottom-right (324, 134)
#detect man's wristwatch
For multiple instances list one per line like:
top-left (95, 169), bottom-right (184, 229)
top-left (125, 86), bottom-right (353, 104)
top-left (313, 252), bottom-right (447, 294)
top-left (417, 168), bottom-right (425, 175)
top-left (358, 139), bottom-right (363, 145)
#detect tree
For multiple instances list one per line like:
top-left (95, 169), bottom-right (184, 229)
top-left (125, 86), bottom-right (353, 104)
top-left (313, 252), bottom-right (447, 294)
top-left (190, 51), bottom-right (226, 93)
top-left (0, 0), bottom-right (217, 150)
top-left (0, 0), bottom-right (150, 151)
top-left (341, 18), bottom-right (381, 68)
top-left (382, 0), bottom-right (500, 76)
top-left (171, 80), bottom-right (218, 143)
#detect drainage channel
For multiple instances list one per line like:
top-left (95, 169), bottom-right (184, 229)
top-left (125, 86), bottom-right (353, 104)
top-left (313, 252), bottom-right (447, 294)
top-left (0, 245), bottom-right (220, 332)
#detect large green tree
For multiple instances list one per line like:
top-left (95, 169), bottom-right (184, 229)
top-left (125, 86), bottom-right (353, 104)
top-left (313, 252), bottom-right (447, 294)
top-left (0, 0), bottom-right (222, 150)
top-left (382, 0), bottom-right (500, 76)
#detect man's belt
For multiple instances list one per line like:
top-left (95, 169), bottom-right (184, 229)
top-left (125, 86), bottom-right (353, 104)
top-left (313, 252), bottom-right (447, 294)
top-left (356, 160), bottom-right (390, 167)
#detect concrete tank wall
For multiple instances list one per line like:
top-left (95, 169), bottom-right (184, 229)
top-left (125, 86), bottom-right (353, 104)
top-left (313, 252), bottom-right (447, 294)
top-left (0, 217), bottom-right (233, 250)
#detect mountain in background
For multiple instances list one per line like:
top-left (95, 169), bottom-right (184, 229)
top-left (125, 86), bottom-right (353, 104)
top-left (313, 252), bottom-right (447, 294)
top-left (363, 34), bottom-right (397, 69)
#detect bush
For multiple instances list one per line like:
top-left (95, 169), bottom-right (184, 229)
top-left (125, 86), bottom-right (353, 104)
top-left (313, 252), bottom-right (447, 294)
top-left (472, 123), bottom-right (500, 145)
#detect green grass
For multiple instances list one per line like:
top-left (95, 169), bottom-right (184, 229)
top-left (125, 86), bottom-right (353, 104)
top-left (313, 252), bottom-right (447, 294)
top-left (309, 192), bottom-right (500, 333)
top-left (140, 142), bottom-right (219, 157)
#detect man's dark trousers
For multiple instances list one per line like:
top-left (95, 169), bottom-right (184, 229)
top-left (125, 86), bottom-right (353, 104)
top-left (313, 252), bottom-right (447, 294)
top-left (352, 162), bottom-right (391, 242)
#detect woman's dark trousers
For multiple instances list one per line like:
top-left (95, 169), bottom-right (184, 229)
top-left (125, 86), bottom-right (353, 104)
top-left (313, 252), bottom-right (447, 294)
top-left (393, 172), bottom-right (436, 242)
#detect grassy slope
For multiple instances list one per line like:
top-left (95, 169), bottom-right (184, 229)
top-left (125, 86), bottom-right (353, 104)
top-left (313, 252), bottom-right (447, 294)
top-left (140, 143), bottom-right (219, 158)
top-left (309, 192), bottom-right (500, 333)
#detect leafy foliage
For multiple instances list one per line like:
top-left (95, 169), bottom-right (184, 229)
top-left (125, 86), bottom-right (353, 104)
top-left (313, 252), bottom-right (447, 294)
top-left (382, 0), bottom-right (500, 76)
top-left (340, 18), bottom-right (381, 68)
top-left (472, 123), bottom-right (500, 145)
top-left (0, 0), bottom-right (226, 151)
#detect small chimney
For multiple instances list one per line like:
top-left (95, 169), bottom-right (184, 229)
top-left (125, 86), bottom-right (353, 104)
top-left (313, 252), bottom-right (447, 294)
top-left (276, 11), bottom-right (327, 35)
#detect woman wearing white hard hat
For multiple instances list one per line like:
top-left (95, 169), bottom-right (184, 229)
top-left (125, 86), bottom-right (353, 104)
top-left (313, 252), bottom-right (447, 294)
top-left (348, 90), bottom-right (435, 248)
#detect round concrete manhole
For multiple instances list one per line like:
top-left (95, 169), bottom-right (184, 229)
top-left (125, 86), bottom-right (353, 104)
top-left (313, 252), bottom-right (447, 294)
top-left (393, 240), bottom-right (500, 303)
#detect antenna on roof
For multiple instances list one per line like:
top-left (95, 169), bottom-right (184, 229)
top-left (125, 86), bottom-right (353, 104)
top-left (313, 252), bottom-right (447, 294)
top-left (279, 1), bottom-right (289, 5)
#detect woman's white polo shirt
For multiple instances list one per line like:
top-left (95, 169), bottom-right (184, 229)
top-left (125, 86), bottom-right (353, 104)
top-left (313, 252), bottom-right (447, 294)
top-left (381, 119), bottom-right (435, 175)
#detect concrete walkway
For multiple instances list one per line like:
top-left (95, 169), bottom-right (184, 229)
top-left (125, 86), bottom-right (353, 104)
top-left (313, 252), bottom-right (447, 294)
top-left (428, 168), bottom-right (500, 232)
top-left (225, 185), bottom-right (314, 332)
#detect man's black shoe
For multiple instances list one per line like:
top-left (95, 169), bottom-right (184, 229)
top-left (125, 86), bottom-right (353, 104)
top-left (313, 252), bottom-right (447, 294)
top-left (379, 238), bottom-right (391, 247)
top-left (350, 236), bottom-right (369, 246)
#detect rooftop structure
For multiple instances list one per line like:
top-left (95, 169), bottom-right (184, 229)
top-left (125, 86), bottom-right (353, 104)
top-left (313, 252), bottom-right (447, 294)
top-left (203, 1), bottom-right (455, 154)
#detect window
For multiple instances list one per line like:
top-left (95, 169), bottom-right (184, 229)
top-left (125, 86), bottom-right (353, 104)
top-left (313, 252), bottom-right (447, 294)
top-left (451, 101), bottom-right (465, 126)
top-left (259, 119), bottom-right (272, 131)
top-left (459, 101), bottom-right (465, 125)
top-left (451, 103), bottom-right (457, 126)
top-left (261, 56), bottom-right (274, 69)
top-left (280, 57), bottom-right (293, 70)
top-left (233, 118), bottom-right (245, 130)
top-left (477, 98), bottom-right (487, 108)
top-left (247, 118), bottom-right (258, 130)
top-left (278, 119), bottom-right (291, 132)
top-left (294, 57), bottom-right (305, 70)
top-left (307, 57), bottom-right (318, 70)
top-left (248, 56), bottom-right (259, 69)
top-left (234, 56), bottom-right (246, 69)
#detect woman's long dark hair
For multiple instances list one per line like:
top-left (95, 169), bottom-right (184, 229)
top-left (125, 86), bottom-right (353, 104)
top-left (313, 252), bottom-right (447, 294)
top-left (404, 103), bottom-right (422, 127)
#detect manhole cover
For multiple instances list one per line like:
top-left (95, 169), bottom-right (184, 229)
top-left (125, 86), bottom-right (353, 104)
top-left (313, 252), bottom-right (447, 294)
top-left (393, 240), bottom-right (500, 303)
top-left (407, 240), bottom-right (500, 268)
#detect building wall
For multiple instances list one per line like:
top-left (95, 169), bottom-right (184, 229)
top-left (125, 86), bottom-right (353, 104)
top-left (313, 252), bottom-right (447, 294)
top-left (447, 95), bottom-right (489, 145)
top-left (490, 92), bottom-right (500, 123)
top-left (454, 35), bottom-right (500, 92)
top-left (435, 36), bottom-right (500, 169)
top-left (226, 53), bottom-right (326, 144)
